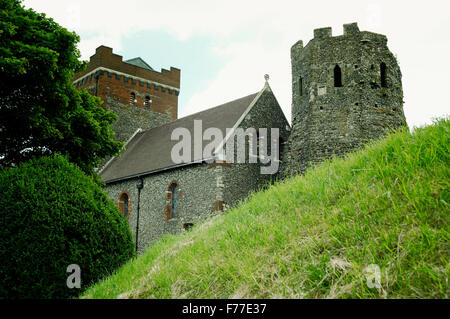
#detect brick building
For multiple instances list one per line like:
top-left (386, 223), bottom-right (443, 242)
top-left (73, 46), bottom-right (180, 144)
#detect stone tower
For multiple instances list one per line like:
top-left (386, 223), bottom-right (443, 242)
top-left (286, 23), bottom-right (407, 175)
top-left (73, 46), bottom-right (181, 144)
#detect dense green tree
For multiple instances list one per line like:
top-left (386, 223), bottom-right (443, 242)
top-left (0, 0), bottom-right (122, 174)
top-left (0, 155), bottom-right (135, 299)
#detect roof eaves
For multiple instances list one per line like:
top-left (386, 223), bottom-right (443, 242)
top-left (104, 157), bottom-right (214, 184)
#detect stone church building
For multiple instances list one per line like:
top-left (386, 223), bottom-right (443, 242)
top-left (74, 45), bottom-right (290, 252)
top-left (73, 22), bottom-right (406, 253)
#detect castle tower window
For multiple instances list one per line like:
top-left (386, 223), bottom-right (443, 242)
top-left (380, 62), bottom-right (387, 88)
top-left (130, 92), bottom-right (136, 105)
top-left (145, 96), bottom-right (151, 109)
top-left (118, 192), bottom-right (130, 218)
top-left (170, 182), bottom-right (179, 219)
top-left (334, 65), bottom-right (342, 87)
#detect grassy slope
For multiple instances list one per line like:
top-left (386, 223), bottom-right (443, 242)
top-left (82, 118), bottom-right (449, 299)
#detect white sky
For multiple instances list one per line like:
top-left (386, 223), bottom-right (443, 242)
top-left (23, 0), bottom-right (450, 129)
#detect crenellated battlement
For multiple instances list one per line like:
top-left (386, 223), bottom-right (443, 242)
top-left (309, 22), bottom-right (386, 43)
top-left (73, 67), bottom-right (180, 95)
top-left (343, 22), bottom-right (359, 35)
top-left (73, 45), bottom-right (180, 91)
top-left (313, 23), bottom-right (359, 39)
top-left (313, 27), bottom-right (332, 38)
top-left (290, 40), bottom-right (304, 59)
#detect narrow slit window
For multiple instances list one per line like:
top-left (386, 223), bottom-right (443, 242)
top-left (170, 183), bottom-right (179, 219)
top-left (130, 92), bottom-right (136, 105)
top-left (145, 96), bottom-right (151, 109)
top-left (334, 65), bottom-right (342, 87)
top-left (380, 62), bottom-right (387, 88)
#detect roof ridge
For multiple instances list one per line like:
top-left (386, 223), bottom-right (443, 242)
top-left (181, 92), bottom-right (259, 118)
top-left (140, 92), bottom-right (260, 135)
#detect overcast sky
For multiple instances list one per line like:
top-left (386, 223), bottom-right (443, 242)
top-left (23, 0), bottom-right (450, 129)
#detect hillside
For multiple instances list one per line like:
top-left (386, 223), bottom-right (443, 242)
top-left (82, 118), bottom-right (449, 299)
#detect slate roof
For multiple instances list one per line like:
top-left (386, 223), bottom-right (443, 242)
top-left (100, 92), bottom-right (260, 183)
top-left (124, 57), bottom-right (154, 71)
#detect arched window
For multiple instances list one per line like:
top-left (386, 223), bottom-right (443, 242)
top-left (170, 182), bottom-right (179, 219)
top-left (130, 92), bottom-right (136, 105)
top-left (334, 65), bottom-right (342, 87)
top-left (118, 192), bottom-right (130, 218)
top-left (380, 62), bottom-right (387, 88)
top-left (145, 96), bottom-right (151, 109)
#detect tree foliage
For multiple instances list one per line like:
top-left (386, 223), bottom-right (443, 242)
top-left (0, 0), bottom-right (122, 174)
top-left (0, 155), bottom-right (135, 299)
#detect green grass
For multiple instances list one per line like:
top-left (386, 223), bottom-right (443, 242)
top-left (82, 118), bottom-right (449, 299)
